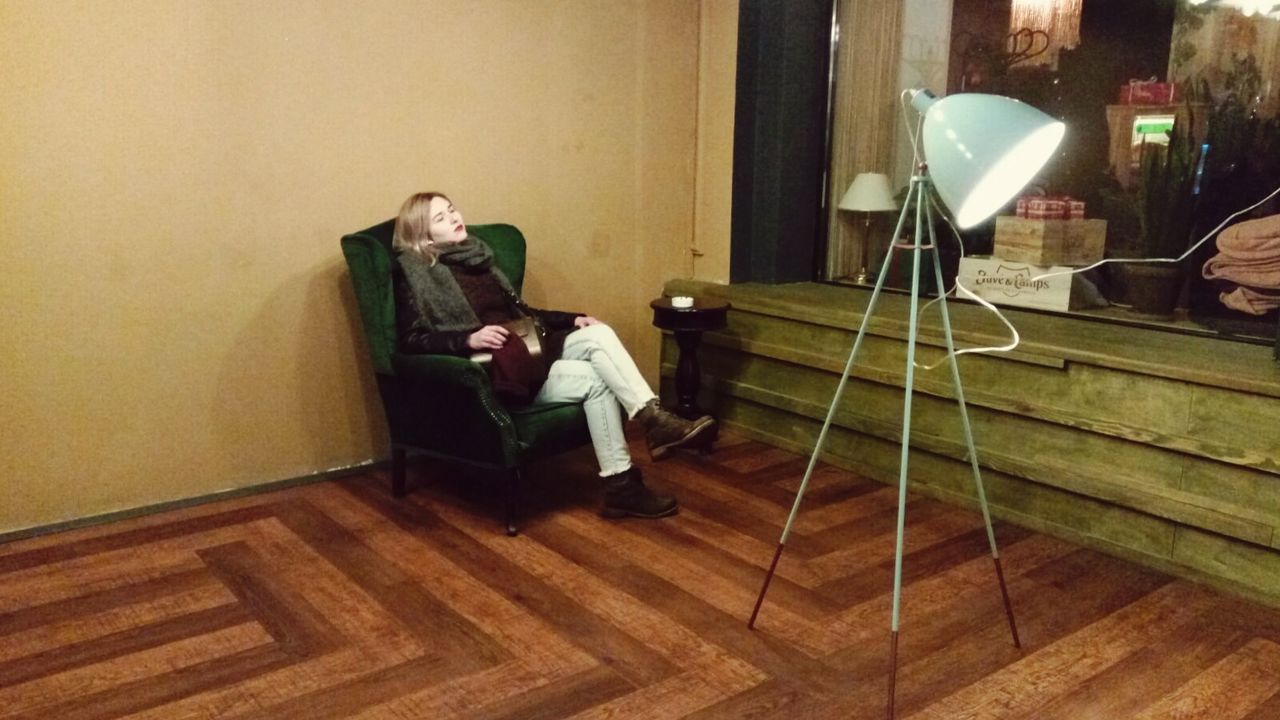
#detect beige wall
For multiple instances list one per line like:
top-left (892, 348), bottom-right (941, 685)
top-left (1, 0), bottom-right (737, 534)
top-left (691, 0), bottom-right (738, 284)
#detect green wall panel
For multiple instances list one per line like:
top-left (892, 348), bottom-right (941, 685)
top-left (657, 279), bottom-right (1280, 607)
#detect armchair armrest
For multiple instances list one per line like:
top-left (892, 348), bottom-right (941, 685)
top-left (387, 353), bottom-right (522, 467)
top-left (392, 352), bottom-right (488, 385)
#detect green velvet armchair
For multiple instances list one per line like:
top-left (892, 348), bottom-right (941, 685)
top-left (340, 220), bottom-right (591, 535)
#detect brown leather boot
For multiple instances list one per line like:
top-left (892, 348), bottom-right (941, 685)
top-left (636, 399), bottom-right (715, 460)
top-left (600, 467), bottom-right (678, 519)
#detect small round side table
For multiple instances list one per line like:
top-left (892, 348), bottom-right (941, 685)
top-left (650, 296), bottom-right (730, 421)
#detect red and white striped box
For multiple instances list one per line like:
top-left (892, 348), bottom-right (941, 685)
top-left (1016, 195), bottom-right (1085, 220)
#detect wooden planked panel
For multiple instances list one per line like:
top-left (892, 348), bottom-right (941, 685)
top-left (525, 518), bottom-right (841, 691)
top-left (0, 602), bottom-right (253, 688)
top-left (564, 669), bottom-right (749, 720)
top-left (2, 433), bottom-right (1280, 719)
top-left (1172, 526), bottom-right (1280, 600)
top-left (611, 510), bottom-right (844, 619)
top-left (1180, 460), bottom-right (1280, 537)
top-left (0, 519), bottom-right (284, 612)
top-left (303, 482), bottom-right (597, 680)
top-left (0, 622), bottom-right (275, 718)
top-left (1130, 638), bottom-right (1280, 720)
top-left (903, 582), bottom-right (1218, 719)
top-left (0, 566), bottom-right (216, 637)
top-left (0, 505), bottom-right (280, 573)
top-left (714, 394), bottom-right (1182, 559)
top-left (336, 478), bottom-right (683, 689)
top-left (125, 645), bottom-right (425, 720)
top-left (546, 508), bottom-right (843, 659)
top-left (458, 664), bottom-right (634, 720)
top-left (687, 344), bottom-right (1276, 542)
top-left (1189, 384), bottom-right (1280, 473)
top-left (0, 580), bottom-right (233, 664)
top-left (1241, 691), bottom-right (1280, 720)
top-left (267, 502), bottom-right (509, 669)
top-left (123, 523), bottom-right (434, 719)
top-left (342, 661), bottom-right (556, 720)
top-left (225, 654), bottom-right (461, 720)
top-left (9, 643), bottom-right (294, 720)
top-left (827, 532), bottom-right (1077, 640)
top-left (673, 283), bottom-right (1280, 477)
top-left (427, 499), bottom-right (767, 691)
top-left (662, 278), bottom-right (1280, 397)
top-left (1029, 607), bottom-right (1249, 720)
top-left (197, 541), bottom-right (344, 657)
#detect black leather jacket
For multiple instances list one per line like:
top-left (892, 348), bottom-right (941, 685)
top-left (392, 262), bottom-right (581, 356)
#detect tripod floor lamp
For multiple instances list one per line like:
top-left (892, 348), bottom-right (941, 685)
top-left (747, 88), bottom-right (1066, 718)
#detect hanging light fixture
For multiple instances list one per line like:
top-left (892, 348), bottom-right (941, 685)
top-left (1010, 0), bottom-right (1083, 64)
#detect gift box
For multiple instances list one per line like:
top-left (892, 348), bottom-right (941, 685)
top-left (1018, 196), bottom-right (1066, 219)
top-left (993, 216), bottom-right (1107, 266)
top-left (1118, 78), bottom-right (1179, 105)
top-left (1067, 199), bottom-right (1085, 220)
top-left (1015, 195), bottom-right (1085, 220)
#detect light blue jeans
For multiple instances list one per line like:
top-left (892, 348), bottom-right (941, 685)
top-left (532, 324), bottom-right (657, 476)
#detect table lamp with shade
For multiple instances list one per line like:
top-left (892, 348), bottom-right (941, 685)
top-left (750, 88), bottom-right (1065, 718)
top-left (838, 172), bottom-right (898, 284)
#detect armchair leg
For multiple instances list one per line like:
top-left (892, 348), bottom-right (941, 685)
top-left (391, 446), bottom-right (407, 498)
top-left (506, 469), bottom-right (522, 537)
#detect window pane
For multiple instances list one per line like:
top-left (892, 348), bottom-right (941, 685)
top-left (824, 0), bottom-right (1280, 344)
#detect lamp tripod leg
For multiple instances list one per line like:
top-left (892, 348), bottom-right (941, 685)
top-left (747, 179), bottom-right (919, 630)
top-left (885, 173), bottom-right (928, 719)
top-left (887, 629), bottom-right (900, 720)
top-left (924, 199), bottom-right (1021, 648)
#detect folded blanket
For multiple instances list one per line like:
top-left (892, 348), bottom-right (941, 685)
top-left (1217, 214), bottom-right (1280, 259)
top-left (1203, 256), bottom-right (1280, 288)
top-left (1219, 285), bottom-right (1280, 316)
top-left (1202, 213), bottom-right (1280, 292)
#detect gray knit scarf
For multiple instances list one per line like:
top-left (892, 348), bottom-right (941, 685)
top-left (396, 236), bottom-right (520, 332)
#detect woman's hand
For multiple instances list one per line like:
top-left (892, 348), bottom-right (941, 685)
top-left (467, 325), bottom-right (510, 351)
top-left (574, 316), bottom-right (601, 328)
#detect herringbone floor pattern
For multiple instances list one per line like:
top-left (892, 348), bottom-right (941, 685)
top-left (3, 433), bottom-right (1280, 719)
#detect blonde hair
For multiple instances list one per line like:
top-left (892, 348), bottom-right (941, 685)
top-left (392, 191), bottom-right (451, 263)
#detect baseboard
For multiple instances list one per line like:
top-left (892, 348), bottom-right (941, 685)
top-left (0, 458), bottom-right (388, 545)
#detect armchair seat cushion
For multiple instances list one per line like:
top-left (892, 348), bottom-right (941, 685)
top-left (510, 401), bottom-right (596, 461)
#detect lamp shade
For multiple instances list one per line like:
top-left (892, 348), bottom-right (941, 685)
top-left (911, 89), bottom-right (1065, 229)
top-left (839, 173), bottom-right (897, 212)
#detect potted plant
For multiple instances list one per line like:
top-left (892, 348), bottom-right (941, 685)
top-left (1127, 118), bottom-right (1199, 317)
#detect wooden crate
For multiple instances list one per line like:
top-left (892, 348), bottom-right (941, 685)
top-left (993, 216), bottom-right (1107, 267)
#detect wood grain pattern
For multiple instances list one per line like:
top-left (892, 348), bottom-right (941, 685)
top-left (1, 433), bottom-right (1278, 718)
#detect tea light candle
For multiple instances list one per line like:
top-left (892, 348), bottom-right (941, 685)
top-left (671, 295), bottom-right (694, 308)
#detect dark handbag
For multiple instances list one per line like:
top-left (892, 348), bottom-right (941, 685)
top-left (469, 316), bottom-right (546, 366)
top-left (471, 316), bottom-right (550, 404)
top-left (501, 317), bottom-right (544, 363)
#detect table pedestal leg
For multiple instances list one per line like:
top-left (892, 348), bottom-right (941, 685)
top-left (673, 330), bottom-right (703, 418)
top-left (672, 329), bottom-right (718, 448)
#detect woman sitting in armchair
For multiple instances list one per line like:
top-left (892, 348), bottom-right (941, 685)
top-left (391, 191), bottom-right (713, 519)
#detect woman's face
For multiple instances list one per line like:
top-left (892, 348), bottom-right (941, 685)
top-left (426, 196), bottom-right (467, 245)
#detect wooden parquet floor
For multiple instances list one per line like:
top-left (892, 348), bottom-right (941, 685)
top-left (4, 432), bottom-right (1280, 719)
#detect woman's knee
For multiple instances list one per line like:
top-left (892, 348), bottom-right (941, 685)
top-left (577, 323), bottom-right (620, 345)
top-left (583, 372), bottom-right (612, 399)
